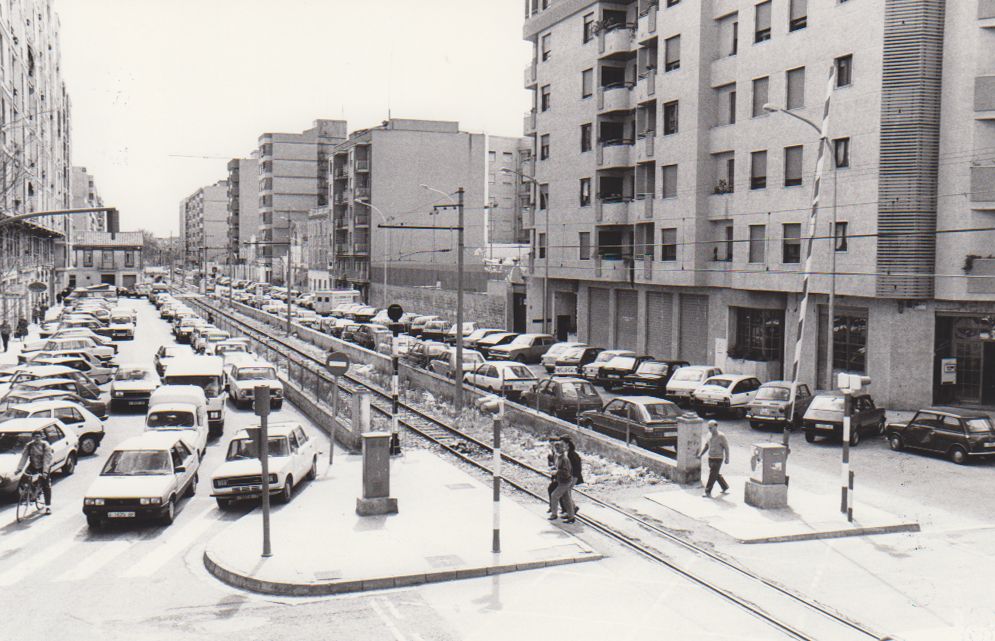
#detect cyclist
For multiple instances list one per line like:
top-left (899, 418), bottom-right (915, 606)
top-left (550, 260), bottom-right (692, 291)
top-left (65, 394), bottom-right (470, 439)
top-left (14, 431), bottom-right (53, 515)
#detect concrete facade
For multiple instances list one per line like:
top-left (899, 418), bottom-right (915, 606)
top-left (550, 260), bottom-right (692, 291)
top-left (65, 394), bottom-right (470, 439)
top-left (67, 231), bottom-right (143, 289)
top-left (226, 156), bottom-right (259, 278)
top-left (180, 180), bottom-right (228, 277)
top-left (522, 0), bottom-right (995, 409)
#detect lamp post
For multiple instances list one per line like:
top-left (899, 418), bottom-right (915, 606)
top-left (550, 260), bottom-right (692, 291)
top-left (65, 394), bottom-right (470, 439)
top-left (501, 167), bottom-right (548, 335)
top-left (353, 199), bottom-right (390, 308)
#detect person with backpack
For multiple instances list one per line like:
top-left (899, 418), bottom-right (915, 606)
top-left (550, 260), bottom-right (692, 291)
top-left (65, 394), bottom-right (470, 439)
top-left (14, 317), bottom-right (28, 341)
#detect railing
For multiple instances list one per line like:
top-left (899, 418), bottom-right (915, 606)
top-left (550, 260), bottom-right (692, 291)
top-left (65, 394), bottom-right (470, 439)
top-left (355, 159), bottom-right (370, 172)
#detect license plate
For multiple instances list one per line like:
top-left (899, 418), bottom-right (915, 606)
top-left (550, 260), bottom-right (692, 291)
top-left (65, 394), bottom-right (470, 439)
top-left (235, 486), bottom-right (261, 493)
top-left (755, 408), bottom-right (772, 416)
top-left (108, 511), bottom-right (135, 518)
top-left (985, 442), bottom-right (995, 448)
top-left (555, 366), bottom-right (574, 374)
top-left (704, 400), bottom-right (720, 406)
top-left (817, 423), bottom-right (834, 429)
top-left (607, 374), bottom-right (620, 379)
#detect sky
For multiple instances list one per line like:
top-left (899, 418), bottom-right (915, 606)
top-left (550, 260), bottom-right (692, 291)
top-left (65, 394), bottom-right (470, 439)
top-left (54, 0), bottom-right (533, 236)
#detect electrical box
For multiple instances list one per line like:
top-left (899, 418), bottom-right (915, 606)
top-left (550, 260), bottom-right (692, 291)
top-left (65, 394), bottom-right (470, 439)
top-left (750, 443), bottom-right (787, 485)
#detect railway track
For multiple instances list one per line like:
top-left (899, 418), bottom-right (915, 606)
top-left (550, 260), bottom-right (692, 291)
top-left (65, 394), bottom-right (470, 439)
top-left (180, 293), bottom-right (886, 641)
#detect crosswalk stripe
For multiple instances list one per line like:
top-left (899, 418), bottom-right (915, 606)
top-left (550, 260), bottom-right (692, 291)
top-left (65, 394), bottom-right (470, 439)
top-left (0, 512), bottom-right (75, 556)
top-left (120, 505), bottom-right (214, 578)
top-left (0, 527), bottom-right (83, 586)
top-left (53, 540), bottom-right (133, 583)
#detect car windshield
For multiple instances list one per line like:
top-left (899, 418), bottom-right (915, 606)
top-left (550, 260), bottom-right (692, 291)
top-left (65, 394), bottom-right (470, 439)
top-left (115, 368), bottom-right (149, 382)
top-left (0, 407), bottom-right (30, 420)
top-left (101, 450), bottom-right (172, 476)
top-left (508, 336), bottom-right (533, 346)
top-left (609, 357), bottom-right (636, 369)
top-left (236, 367), bottom-right (276, 381)
top-left (147, 411), bottom-right (196, 427)
top-left (226, 437), bottom-right (290, 459)
top-left (965, 418), bottom-right (994, 434)
top-left (0, 433), bottom-right (37, 454)
top-left (560, 347), bottom-right (586, 361)
top-left (636, 362), bottom-right (670, 375)
top-left (670, 369), bottom-right (705, 382)
top-left (704, 378), bottom-right (734, 389)
top-left (756, 386), bottom-right (791, 401)
top-left (644, 403), bottom-right (682, 422)
top-left (809, 396), bottom-right (845, 412)
top-left (207, 333), bottom-right (228, 342)
top-left (560, 381), bottom-right (599, 399)
top-left (111, 315), bottom-right (131, 324)
top-left (596, 351), bottom-right (630, 364)
top-left (164, 375), bottom-right (222, 397)
top-left (504, 365), bottom-right (536, 380)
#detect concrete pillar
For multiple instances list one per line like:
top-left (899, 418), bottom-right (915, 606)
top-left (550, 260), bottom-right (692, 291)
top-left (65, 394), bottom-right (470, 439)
top-left (356, 432), bottom-right (398, 516)
top-left (351, 392), bottom-right (371, 437)
top-left (675, 412), bottom-right (704, 485)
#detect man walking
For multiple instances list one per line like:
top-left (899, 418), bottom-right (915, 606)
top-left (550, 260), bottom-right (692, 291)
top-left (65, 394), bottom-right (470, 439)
top-left (698, 420), bottom-right (730, 498)
top-left (0, 320), bottom-right (10, 352)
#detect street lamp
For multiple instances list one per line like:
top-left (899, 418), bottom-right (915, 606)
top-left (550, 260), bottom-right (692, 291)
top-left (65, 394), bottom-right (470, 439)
top-left (353, 199), bottom-right (390, 308)
top-left (763, 103), bottom-right (839, 391)
top-left (500, 167), bottom-right (548, 334)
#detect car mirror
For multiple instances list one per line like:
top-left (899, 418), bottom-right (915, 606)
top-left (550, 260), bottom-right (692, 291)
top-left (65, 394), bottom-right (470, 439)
top-left (174, 465), bottom-right (186, 474)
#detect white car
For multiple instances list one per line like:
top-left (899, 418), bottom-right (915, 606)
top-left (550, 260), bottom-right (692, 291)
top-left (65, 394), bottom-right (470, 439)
top-left (541, 342), bottom-right (587, 373)
top-left (20, 336), bottom-right (116, 362)
top-left (82, 431), bottom-right (200, 528)
top-left (0, 417), bottom-right (80, 494)
top-left (463, 361), bottom-right (538, 400)
top-left (262, 301), bottom-right (285, 315)
top-left (106, 314), bottom-right (136, 340)
top-left (690, 374), bottom-right (763, 417)
top-left (196, 329), bottom-right (231, 354)
top-left (146, 385), bottom-right (209, 457)
top-left (0, 400), bottom-right (105, 456)
top-left (211, 422), bottom-right (318, 508)
top-left (581, 349), bottom-right (635, 381)
top-left (225, 360), bottom-right (284, 409)
top-left (110, 364), bottom-right (159, 411)
top-left (214, 339), bottom-right (254, 362)
top-left (665, 366), bottom-right (724, 406)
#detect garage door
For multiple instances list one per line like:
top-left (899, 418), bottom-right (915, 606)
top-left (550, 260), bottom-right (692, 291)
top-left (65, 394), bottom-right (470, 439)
top-left (588, 288), bottom-right (610, 347)
top-left (615, 289), bottom-right (638, 351)
top-left (645, 292), bottom-right (673, 358)
top-left (679, 294), bottom-right (709, 363)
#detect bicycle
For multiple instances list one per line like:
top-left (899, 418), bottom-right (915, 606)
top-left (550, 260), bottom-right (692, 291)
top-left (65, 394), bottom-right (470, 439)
top-left (16, 473), bottom-right (45, 523)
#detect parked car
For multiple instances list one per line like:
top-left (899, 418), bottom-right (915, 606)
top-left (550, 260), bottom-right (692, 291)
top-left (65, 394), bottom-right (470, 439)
top-left (690, 375), bottom-right (762, 417)
top-left (145, 385), bottom-right (210, 456)
top-left (20, 336), bottom-right (116, 362)
top-left (154, 345), bottom-right (195, 376)
top-left (581, 349), bottom-right (635, 382)
top-left (886, 407), bottom-right (995, 464)
top-left (83, 431), bottom-right (200, 528)
top-left (595, 354), bottom-right (654, 391)
top-left (664, 366), bottom-right (723, 406)
top-left (463, 328), bottom-right (506, 350)
top-left (475, 332), bottom-right (519, 358)
top-left (354, 324), bottom-right (391, 351)
top-left (463, 362), bottom-right (538, 400)
top-left (25, 353), bottom-right (117, 385)
top-left (0, 400), bottom-right (105, 456)
top-left (211, 422), bottom-right (318, 508)
top-left (420, 320), bottom-right (451, 342)
top-left (2, 365), bottom-right (100, 399)
top-left (408, 315), bottom-right (440, 337)
top-left (110, 364), bottom-right (159, 412)
top-left (541, 342), bottom-right (587, 372)
top-left (105, 314), bottom-right (136, 340)
top-left (400, 340), bottom-right (449, 369)
top-left (428, 348), bottom-right (485, 379)
top-left (801, 392), bottom-right (886, 445)
top-left (10, 377), bottom-right (102, 402)
top-left (553, 346), bottom-right (604, 377)
top-left (214, 339), bottom-right (253, 361)
top-left (578, 397), bottom-right (683, 449)
top-left (225, 360), bottom-right (284, 409)
top-left (0, 418), bottom-right (79, 495)
top-left (195, 329), bottom-right (231, 354)
top-left (0, 389), bottom-right (108, 420)
top-left (522, 377), bottom-right (602, 422)
top-left (620, 359), bottom-right (691, 395)
top-left (747, 381), bottom-right (814, 429)
top-left (340, 323), bottom-right (366, 344)
top-left (487, 333), bottom-right (556, 364)
top-left (444, 322), bottom-right (478, 345)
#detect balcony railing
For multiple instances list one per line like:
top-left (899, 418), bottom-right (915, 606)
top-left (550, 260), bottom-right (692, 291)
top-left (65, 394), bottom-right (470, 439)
top-left (355, 159), bottom-right (370, 172)
top-left (523, 110), bottom-right (537, 135)
top-left (355, 186), bottom-right (371, 199)
top-left (524, 60), bottom-right (538, 88)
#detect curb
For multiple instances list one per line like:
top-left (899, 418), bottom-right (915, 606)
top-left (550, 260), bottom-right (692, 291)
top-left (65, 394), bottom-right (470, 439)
top-left (738, 521), bottom-right (921, 544)
top-left (203, 547), bottom-right (603, 597)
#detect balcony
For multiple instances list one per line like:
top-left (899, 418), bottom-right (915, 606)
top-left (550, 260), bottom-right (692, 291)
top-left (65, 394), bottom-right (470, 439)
top-left (599, 84), bottom-right (633, 113)
top-left (634, 194), bottom-right (654, 220)
top-left (523, 110), bottom-right (537, 135)
top-left (354, 211), bottom-right (370, 227)
top-left (355, 186), bottom-right (371, 199)
top-left (599, 24), bottom-right (635, 58)
top-left (637, 4), bottom-right (658, 42)
top-left (524, 60), bottom-right (537, 88)
top-left (635, 70), bottom-right (656, 102)
top-left (975, 75), bottom-right (995, 120)
top-left (594, 256), bottom-right (633, 281)
top-left (598, 141), bottom-right (634, 168)
top-left (636, 134), bottom-right (655, 162)
top-left (355, 159), bottom-right (370, 172)
top-left (595, 198), bottom-right (631, 224)
top-left (971, 166), bottom-right (995, 207)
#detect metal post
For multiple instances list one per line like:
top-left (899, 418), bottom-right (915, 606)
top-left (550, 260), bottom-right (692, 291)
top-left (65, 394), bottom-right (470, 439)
top-left (826, 159), bottom-right (839, 389)
top-left (286, 242), bottom-right (292, 336)
top-left (455, 187), bottom-right (465, 414)
top-left (254, 385), bottom-right (273, 558)
top-left (492, 399), bottom-right (503, 553)
top-left (543, 182), bottom-right (550, 335)
top-left (390, 332), bottom-right (400, 455)
top-left (841, 388), bottom-right (853, 522)
top-left (330, 375), bottom-right (338, 466)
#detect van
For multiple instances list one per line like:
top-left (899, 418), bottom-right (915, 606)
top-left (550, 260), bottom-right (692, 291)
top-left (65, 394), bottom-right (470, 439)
top-left (145, 385), bottom-right (209, 456)
top-left (312, 289), bottom-right (362, 316)
top-left (162, 356), bottom-right (226, 436)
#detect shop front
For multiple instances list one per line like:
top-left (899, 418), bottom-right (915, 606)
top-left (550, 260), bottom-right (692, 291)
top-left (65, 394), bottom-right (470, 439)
top-left (934, 315), bottom-right (995, 406)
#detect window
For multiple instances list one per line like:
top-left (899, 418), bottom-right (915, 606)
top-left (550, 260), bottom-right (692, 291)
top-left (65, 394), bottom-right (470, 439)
top-left (833, 137), bottom-right (850, 168)
top-left (751, 76), bottom-right (769, 117)
top-left (719, 14), bottom-right (739, 56)
top-left (748, 225), bottom-right (766, 263)
top-left (580, 178), bottom-right (591, 206)
top-left (750, 150), bottom-right (767, 189)
top-left (540, 134), bottom-right (550, 160)
top-left (125, 251), bottom-right (135, 268)
top-left (834, 221), bottom-right (848, 252)
top-left (541, 84), bottom-right (551, 111)
top-left (784, 145), bottom-right (803, 187)
top-left (82, 250), bottom-right (92, 267)
top-left (732, 20), bottom-right (739, 55)
top-left (786, 67), bottom-right (805, 110)
top-left (489, 150), bottom-right (496, 161)
top-left (715, 224), bottom-right (734, 261)
top-left (581, 68), bottom-right (593, 98)
top-left (734, 308), bottom-right (784, 362)
top-left (789, 0), bottom-right (807, 31)
top-left (539, 183), bottom-right (549, 210)
top-left (835, 54), bottom-right (852, 87)
top-left (579, 232), bottom-right (591, 260)
top-left (717, 84), bottom-right (736, 125)
top-left (664, 35), bottom-right (681, 71)
top-left (782, 223), bottom-right (801, 263)
top-left (583, 13), bottom-right (595, 43)
top-left (714, 152), bottom-right (734, 193)
top-left (661, 228), bottom-right (677, 261)
top-left (832, 310), bottom-right (867, 373)
top-left (541, 33), bottom-right (551, 61)
top-left (580, 123), bottom-right (592, 152)
top-left (663, 101), bottom-right (679, 135)
top-left (661, 164), bottom-right (678, 198)
top-left (538, 233), bottom-right (547, 258)
top-left (755, 1), bottom-right (771, 42)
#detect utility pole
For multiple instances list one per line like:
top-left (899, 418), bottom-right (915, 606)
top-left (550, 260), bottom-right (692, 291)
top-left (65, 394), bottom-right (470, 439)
top-left (455, 187), bottom-right (465, 414)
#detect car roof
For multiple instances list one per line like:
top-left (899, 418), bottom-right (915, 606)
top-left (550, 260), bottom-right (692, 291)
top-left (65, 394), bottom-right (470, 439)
top-left (115, 431), bottom-right (188, 451)
top-left (547, 376), bottom-right (590, 384)
top-left (164, 356), bottom-right (223, 375)
top-left (920, 406), bottom-right (991, 419)
top-left (8, 399), bottom-right (86, 413)
top-left (759, 380), bottom-right (798, 388)
top-left (232, 422), bottom-right (301, 439)
top-left (20, 378), bottom-right (76, 387)
top-left (480, 332), bottom-right (516, 341)
top-left (516, 333), bottom-right (554, 339)
top-left (231, 359), bottom-right (275, 370)
top-left (611, 396), bottom-right (678, 406)
top-left (0, 417), bottom-right (61, 432)
top-left (705, 374), bottom-right (757, 382)
top-left (15, 365), bottom-right (76, 376)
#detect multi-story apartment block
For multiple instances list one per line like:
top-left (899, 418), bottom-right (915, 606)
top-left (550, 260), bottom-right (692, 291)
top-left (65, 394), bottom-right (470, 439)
top-left (180, 180), bottom-right (228, 278)
top-left (306, 206), bottom-right (331, 291)
top-left (226, 155), bottom-right (260, 279)
top-left (256, 119), bottom-right (347, 283)
top-left (66, 231), bottom-right (143, 290)
top-left (522, 0), bottom-right (995, 408)
top-left (329, 118), bottom-right (530, 306)
top-left (69, 167), bottom-right (106, 235)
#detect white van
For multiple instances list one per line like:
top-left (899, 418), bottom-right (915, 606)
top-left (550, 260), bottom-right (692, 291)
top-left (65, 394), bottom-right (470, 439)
top-left (162, 356), bottom-right (226, 436)
top-left (145, 385), bottom-right (209, 457)
top-left (312, 289), bottom-right (361, 316)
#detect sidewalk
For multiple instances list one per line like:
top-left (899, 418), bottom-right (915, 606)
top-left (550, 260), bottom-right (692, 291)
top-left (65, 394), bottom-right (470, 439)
top-left (203, 448), bottom-right (602, 596)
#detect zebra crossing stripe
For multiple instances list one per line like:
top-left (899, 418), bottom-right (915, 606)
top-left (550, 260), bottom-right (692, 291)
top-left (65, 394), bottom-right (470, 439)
top-left (0, 528), bottom-right (83, 586)
top-left (120, 505), bottom-right (214, 578)
top-left (54, 540), bottom-right (132, 583)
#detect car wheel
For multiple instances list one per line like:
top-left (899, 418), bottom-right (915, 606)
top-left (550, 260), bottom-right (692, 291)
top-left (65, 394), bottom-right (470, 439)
top-left (307, 457), bottom-right (317, 481)
top-left (749, 421), bottom-right (761, 430)
top-left (185, 473), bottom-right (198, 498)
top-left (849, 429), bottom-right (861, 446)
top-left (86, 514), bottom-right (103, 529)
top-left (949, 446), bottom-right (967, 465)
top-left (272, 401), bottom-right (283, 410)
top-left (78, 435), bottom-right (99, 456)
top-left (516, 355), bottom-right (528, 364)
top-left (804, 430), bottom-right (816, 443)
top-left (889, 434), bottom-right (903, 451)
top-left (62, 452), bottom-right (77, 476)
top-left (161, 497), bottom-right (176, 525)
top-left (279, 476), bottom-right (294, 503)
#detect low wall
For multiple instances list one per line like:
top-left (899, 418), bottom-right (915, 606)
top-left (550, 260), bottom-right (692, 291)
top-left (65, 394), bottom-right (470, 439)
top-left (368, 282), bottom-right (508, 330)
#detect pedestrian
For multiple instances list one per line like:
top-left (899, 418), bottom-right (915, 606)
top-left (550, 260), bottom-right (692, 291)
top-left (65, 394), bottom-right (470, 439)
top-left (562, 437), bottom-right (583, 516)
top-left (56, 291), bottom-right (63, 305)
top-left (0, 320), bottom-right (10, 352)
top-left (14, 317), bottom-right (27, 341)
top-left (546, 438), bottom-right (560, 510)
top-left (548, 440), bottom-right (576, 523)
top-left (698, 420), bottom-right (730, 498)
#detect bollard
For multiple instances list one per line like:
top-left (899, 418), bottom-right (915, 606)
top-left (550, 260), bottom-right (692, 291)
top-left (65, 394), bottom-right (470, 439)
top-left (675, 412), bottom-right (705, 485)
top-left (356, 432), bottom-right (398, 516)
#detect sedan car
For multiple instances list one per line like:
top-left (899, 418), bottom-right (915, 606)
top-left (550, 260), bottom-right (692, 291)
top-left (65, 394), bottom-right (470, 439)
top-left (428, 348), bottom-right (485, 380)
top-left (541, 342), bottom-right (587, 373)
top-left (420, 320), bottom-right (451, 342)
top-left (106, 315), bottom-right (136, 340)
top-left (20, 336), bottom-right (116, 362)
top-left (747, 381), bottom-right (814, 429)
top-left (27, 354), bottom-right (117, 385)
top-left (690, 375), bottom-right (762, 417)
top-left (521, 377), bottom-right (602, 422)
top-left (400, 340), bottom-right (450, 369)
top-left (211, 422), bottom-right (318, 508)
top-left (475, 332), bottom-right (519, 359)
top-left (801, 392), bottom-right (886, 445)
top-left (11, 377), bottom-right (102, 402)
top-left (225, 360), bottom-right (284, 409)
top-left (463, 362), bottom-right (538, 400)
top-left (463, 328), bottom-right (506, 350)
top-left (886, 408), bottom-right (995, 464)
top-left (0, 389), bottom-right (108, 420)
top-left (487, 333), bottom-right (556, 364)
top-left (407, 315), bottom-right (440, 337)
top-left (2, 364), bottom-right (102, 400)
top-left (82, 431), bottom-right (200, 528)
top-left (594, 354), bottom-right (654, 391)
top-left (154, 345), bottom-right (195, 376)
top-left (0, 400), bottom-right (105, 456)
top-left (443, 322), bottom-right (478, 345)
top-left (620, 359), bottom-right (691, 395)
top-left (553, 346), bottom-right (604, 377)
top-left (0, 418), bottom-right (79, 495)
top-left (581, 349), bottom-right (636, 383)
top-left (664, 366), bottom-right (723, 406)
top-left (110, 364), bottom-right (159, 411)
top-left (579, 397), bottom-right (683, 449)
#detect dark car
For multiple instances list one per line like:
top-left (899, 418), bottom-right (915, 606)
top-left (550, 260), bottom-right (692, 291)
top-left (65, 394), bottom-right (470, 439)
top-left (801, 392), bottom-right (886, 445)
top-left (354, 324), bottom-right (391, 351)
top-left (579, 396), bottom-right (683, 448)
top-left (401, 340), bottom-right (450, 369)
top-left (553, 346), bottom-right (604, 377)
top-left (0, 389), bottom-right (108, 420)
top-left (620, 359), bottom-right (690, 395)
top-left (886, 408), bottom-right (995, 465)
top-left (341, 323), bottom-right (367, 344)
top-left (475, 332), bottom-right (519, 359)
top-left (747, 381), bottom-right (814, 429)
top-left (595, 354), bottom-right (654, 391)
top-left (521, 377), bottom-right (602, 422)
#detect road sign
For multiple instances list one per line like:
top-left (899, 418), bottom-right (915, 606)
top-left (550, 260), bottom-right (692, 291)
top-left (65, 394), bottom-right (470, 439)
top-left (325, 350), bottom-right (351, 376)
top-left (387, 303), bottom-right (404, 322)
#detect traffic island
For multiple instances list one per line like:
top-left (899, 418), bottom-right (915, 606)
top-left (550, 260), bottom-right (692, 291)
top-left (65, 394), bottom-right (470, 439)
top-left (203, 450), bottom-right (602, 596)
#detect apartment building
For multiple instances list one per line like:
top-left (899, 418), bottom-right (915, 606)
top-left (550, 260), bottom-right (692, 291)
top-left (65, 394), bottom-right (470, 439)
top-left (306, 206), bottom-right (331, 291)
top-left (226, 156), bottom-right (260, 280)
top-left (329, 118), bottom-right (530, 308)
top-left (66, 231), bottom-right (143, 289)
top-left (69, 167), bottom-right (106, 234)
top-left (180, 180), bottom-right (228, 277)
top-left (256, 119), bottom-right (347, 284)
top-left (522, 0), bottom-right (995, 408)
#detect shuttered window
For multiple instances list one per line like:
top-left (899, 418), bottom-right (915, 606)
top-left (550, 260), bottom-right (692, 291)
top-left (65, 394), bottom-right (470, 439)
top-left (789, 0), bottom-right (807, 31)
top-left (664, 35), bottom-right (681, 71)
top-left (752, 76), bottom-right (769, 117)
top-left (754, 1), bottom-right (771, 42)
top-left (784, 145), bottom-right (803, 187)
top-left (750, 150), bottom-right (767, 189)
top-left (786, 67), bottom-right (805, 109)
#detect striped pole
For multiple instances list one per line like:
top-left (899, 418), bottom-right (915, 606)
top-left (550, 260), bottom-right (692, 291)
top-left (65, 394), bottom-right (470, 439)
top-left (785, 64), bottom-right (837, 456)
top-left (390, 333), bottom-right (400, 455)
top-left (492, 399), bottom-right (503, 553)
top-left (841, 390), bottom-right (853, 521)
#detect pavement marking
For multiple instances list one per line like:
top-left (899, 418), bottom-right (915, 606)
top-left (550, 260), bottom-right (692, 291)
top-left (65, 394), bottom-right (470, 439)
top-left (370, 598), bottom-right (408, 641)
top-left (0, 511), bottom-right (75, 556)
top-left (120, 505), bottom-right (215, 578)
top-left (0, 527), bottom-right (82, 586)
top-left (54, 540), bottom-right (132, 582)
top-left (379, 596), bottom-right (405, 620)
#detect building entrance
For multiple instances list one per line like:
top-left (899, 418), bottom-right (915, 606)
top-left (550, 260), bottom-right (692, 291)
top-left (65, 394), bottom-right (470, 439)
top-left (934, 315), bottom-right (995, 406)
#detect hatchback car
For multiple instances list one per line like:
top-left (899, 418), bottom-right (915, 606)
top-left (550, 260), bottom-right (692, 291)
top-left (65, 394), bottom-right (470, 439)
top-left (0, 400), bottom-right (105, 456)
top-left (28, 354), bottom-right (117, 386)
top-left (886, 408), bottom-right (995, 464)
top-left (582, 349), bottom-right (636, 383)
top-left (428, 348), bottom-right (485, 380)
top-left (801, 392), bottom-right (886, 445)
top-left (401, 340), bottom-right (450, 369)
top-left (0, 417), bottom-right (79, 494)
top-left (541, 342), bottom-right (587, 373)
top-left (553, 346), bottom-right (605, 377)
top-left (110, 365), bottom-right (159, 411)
top-left (475, 332), bottom-right (519, 358)
top-left (0, 389), bottom-right (108, 420)
top-left (747, 381), bottom-right (814, 429)
top-left (521, 377), bottom-right (602, 422)
top-left (690, 375), bottom-right (762, 417)
top-left (463, 328), bottom-right (506, 350)
top-left (579, 397), bottom-right (683, 449)
top-left (620, 359), bottom-right (691, 395)
top-left (664, 366), bottom-right (723, 406)
top-left (488, 334), bottom-right (556, 364)
top-left (463, 362), bottom-right (538, 400)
